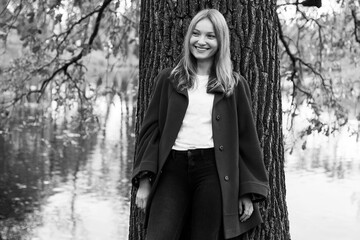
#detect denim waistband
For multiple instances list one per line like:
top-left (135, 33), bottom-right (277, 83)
top-left (171, 148), bottom-right (214, 159)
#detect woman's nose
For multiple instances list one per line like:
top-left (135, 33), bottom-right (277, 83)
top-left (198, 35), bottom-right (206, 44)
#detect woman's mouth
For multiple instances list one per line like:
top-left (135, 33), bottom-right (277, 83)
top-left (195, 46), bottom-right (210, 51)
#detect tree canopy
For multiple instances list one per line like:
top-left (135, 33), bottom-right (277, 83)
top-left (277, 0), bottom-right (360, 143)
top-left (0, 0), bottom-right (139, 128)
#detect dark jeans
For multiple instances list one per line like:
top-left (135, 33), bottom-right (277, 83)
top-left (145, 148), bottom-right (223, 240)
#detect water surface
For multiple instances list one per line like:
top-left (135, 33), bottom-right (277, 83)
top-left (0, 97), bottom-right (133, 240)
top-left (1, 97), bottom-right (360, 240)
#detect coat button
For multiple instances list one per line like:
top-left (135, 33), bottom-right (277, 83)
top-left (216, 115), bottom-right (221, 120)
top-left (219, 145), bottom-right (224, 151)
top-left (224, 176), bottom-right (229, 181)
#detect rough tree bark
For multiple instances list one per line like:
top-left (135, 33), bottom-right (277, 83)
top-left (129, 1), bottom-right (290, 239)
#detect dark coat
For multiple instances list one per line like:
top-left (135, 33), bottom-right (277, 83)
top-left (132, 68), bottom-right (269, 239)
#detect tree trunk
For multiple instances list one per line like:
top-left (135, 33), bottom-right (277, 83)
top-left (129, 1), bottom-right (290, 239)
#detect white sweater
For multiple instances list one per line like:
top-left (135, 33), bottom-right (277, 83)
top-left (172, 75), bottom-right (215, 150)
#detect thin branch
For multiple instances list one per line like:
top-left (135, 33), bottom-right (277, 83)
top-left (108, 8), bottom-right (137, 27)
top-left (1, 0), bottom-right (113, 108)
top-left (8, 0), bottom-right (24, 30)
top-left (277, 15), bottom-right (297, 81)
top-left (277, 12), bottom-right (329, 90)
top-left (351, 8), bottom-right (360, 44)
top-left (1, 0), bottom-right (24, 48)
top-left (35, 0), bottom-right (113, 96)
top-left (56, 6), bottom-right (102, 48)
top-left (0, 0), bottom-right (11, 16)
top-left (64, 69), bottom-right (88, 105)
top-left (277, 10), bottom-right (334, 132)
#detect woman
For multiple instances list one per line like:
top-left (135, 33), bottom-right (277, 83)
top-left (132, 9), bottom-right (269, 240)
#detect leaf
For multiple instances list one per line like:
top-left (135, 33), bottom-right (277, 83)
top-left (66, 44), bottom-right (77, 53)
top-left (32, 44), bottom-right (41, 53)
top-left (0, 30), bottom-right (6, 39)
top-left (55, 13), bottom-right (63, 23)
top-left (14, 4), bottom-right (23, 16)
top-left (27, 12), bottom-right (35, 23)
top-left (115, 1), bottom-right (120, 10)
top-left (301, 140), bottom-right (307, 150)
top-left (28, 26), bottom-right (40, 35)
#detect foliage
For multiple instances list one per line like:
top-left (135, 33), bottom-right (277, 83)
top-left (277, 0), bottom-right (360, 143)
top-left (1, 0), bottom-right (359, 141)
top-left (0, 0), bottom-right (139, 129)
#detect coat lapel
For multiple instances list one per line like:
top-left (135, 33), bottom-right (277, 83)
top-left (158, 86), bottom-right (188, 169)
top-left (208, 83), bottom-right (225, 105)
top-left (213, 92), bottom-right (225, 106)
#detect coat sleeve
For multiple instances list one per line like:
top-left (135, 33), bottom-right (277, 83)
top-left (236, 75), bottom-right (269, 202)
top-left (131, 69), bottom-right (170, 187)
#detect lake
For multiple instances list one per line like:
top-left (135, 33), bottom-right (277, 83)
top-left (0, 96), bottom-right (359, 240)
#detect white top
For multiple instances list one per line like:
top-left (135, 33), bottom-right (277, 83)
top-left (172, 75), bottom-right (215, 150)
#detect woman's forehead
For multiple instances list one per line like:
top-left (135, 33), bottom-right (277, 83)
top-left (194, 18), bottom-right (215, 32)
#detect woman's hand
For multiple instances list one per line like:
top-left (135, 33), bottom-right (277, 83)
top-left (135, 178), bottom-right (151, 210)
top-left (238, 195), bottom-right (253, 222)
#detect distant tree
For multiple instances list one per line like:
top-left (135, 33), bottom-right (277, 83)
top-left (129, 1), bottom-right (290, 240)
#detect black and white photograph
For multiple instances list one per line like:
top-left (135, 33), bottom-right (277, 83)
top-left (1, 0), bottom-right (359, 239)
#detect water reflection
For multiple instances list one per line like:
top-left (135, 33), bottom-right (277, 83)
top-left (1, 93), bottom-right (359, 240)
top-left (0, 95), bottom-right (134, 240)
top-left (285, 120), bottom-right (360, 240)
top-left (286, 125), bottom-right (360, 179)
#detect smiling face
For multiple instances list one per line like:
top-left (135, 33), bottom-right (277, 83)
top-left (189, 18), bottom-right (219, 64)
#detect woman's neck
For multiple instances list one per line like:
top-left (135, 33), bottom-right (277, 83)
top-left (196, 60), bottom-right (213, 75)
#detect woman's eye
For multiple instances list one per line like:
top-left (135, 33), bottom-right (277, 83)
top-left (207, 35), bottom-right (216, 39)
top-left (192, 31), bottom-right (200, 36)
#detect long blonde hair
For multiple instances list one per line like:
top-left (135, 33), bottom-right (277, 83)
top-left (171, 9), bottom-right (238, 96)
